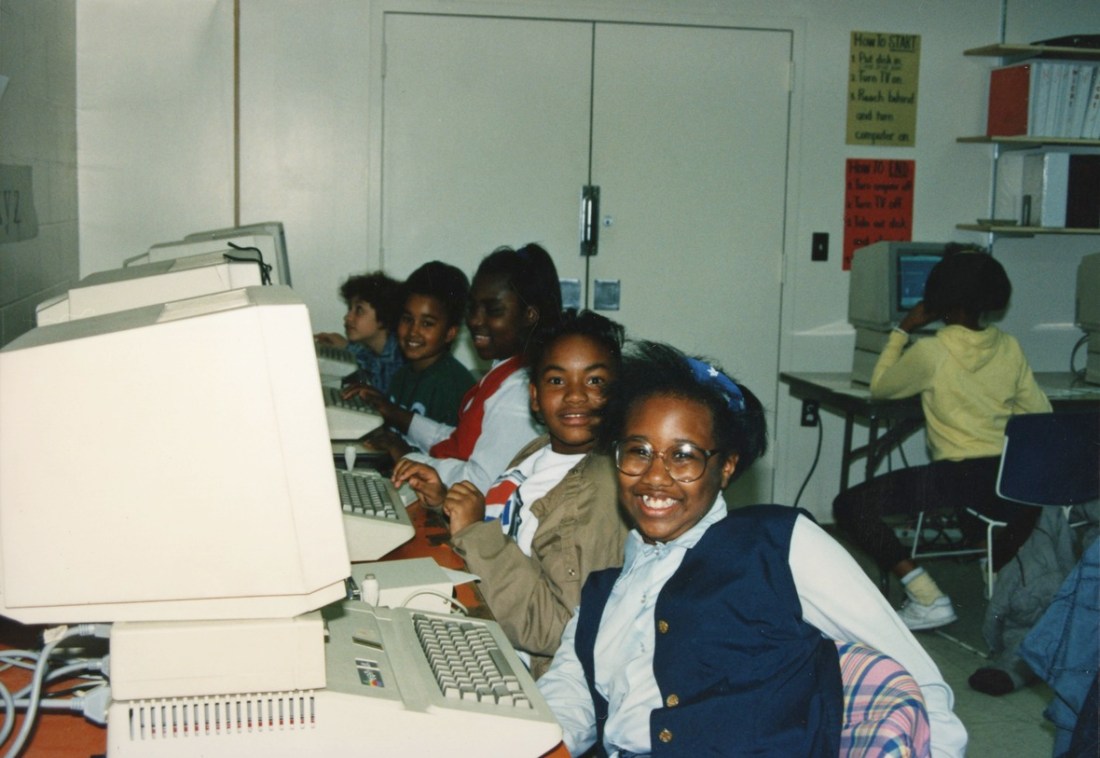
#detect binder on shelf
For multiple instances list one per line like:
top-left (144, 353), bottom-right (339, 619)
top-left (1065, 64), bottom-right (1094, 138)
top-left (1067, 154), bottom-right (1100, 228)
top-left (1035, 63), bottom-right (1056, 136)
top-left (1022, 151), bottom-right (1069, 226)
top-left (987, 63), bottom-right (1034, 136)
top-left (987, 60), bottom-right (1100, 139)
top-left (1084, 72), bottom-right (1100, 139)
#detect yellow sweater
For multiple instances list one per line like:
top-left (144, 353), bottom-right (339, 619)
top-left (870, 325), bottom-right (1051, 461)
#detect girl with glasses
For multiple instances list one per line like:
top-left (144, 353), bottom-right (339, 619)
top-left (537, 341), bottom-right (966, 757)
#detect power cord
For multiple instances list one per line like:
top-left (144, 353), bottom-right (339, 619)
top-left (793, 416), bottom-right (823, 509)
top-left (2, 624), bottom-right (111, 758)
top-left (1070, 333), bottom-right (1088, 379)
top-left (224, 242), bottom-right (273, 285)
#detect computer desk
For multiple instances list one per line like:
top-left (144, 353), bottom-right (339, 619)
top-left (780, 371), bottom-right (1100, 492)
top-left (0, 500), bottom-right (570, 758)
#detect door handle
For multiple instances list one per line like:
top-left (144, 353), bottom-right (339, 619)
top-left (580, 185), bottom-right (600, 257)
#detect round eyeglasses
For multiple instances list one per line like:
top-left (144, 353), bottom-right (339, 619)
top-left (613, 440), bottom-right (720, 483)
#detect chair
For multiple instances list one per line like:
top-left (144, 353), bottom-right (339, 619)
top-left (904, 508), bottom-right (998, 598)
top-left (837, 640), bottom-right (931, 758)
top-left (996, 411), bottom-right (1100, 510)
top-left (903, 411), bottom-right (1099, 599)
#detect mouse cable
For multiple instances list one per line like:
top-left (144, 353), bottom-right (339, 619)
top-left (399, 590), bottom-right (469, 616)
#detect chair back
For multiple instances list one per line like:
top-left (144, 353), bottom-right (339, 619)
top-left (837, 640), bottom-right (931, 758)
top-left (996, 411), bottom-right (1100, 507)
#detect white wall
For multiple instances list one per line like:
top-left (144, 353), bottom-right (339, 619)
top-left (76, 1), bottom-right (234, 276)
top-left (72, 0), bottom-right (1100, 521)
top-left (0, 0), bottom-right (79, 346)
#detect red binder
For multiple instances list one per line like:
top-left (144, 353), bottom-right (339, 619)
top-left (987, 63), bottom-right (1032, 136)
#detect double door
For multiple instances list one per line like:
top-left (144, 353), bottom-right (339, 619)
top-left (376, 12), bottom-right (792, 499)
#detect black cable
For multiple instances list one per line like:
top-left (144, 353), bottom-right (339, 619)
top-left (1070, 333), bottom-right (1088, 379)
top-left (793, 416), bottom-right (823, 509)
top-left (224, 242), bottom-right (273, 285)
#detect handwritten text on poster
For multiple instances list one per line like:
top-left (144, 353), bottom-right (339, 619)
top-left (847, 31), bottom-right (920, 146)
top-left (843, 158), bottom-right (915, 269)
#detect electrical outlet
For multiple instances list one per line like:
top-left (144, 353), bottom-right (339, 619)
top-left (801, 400), bottom-right (820, 427)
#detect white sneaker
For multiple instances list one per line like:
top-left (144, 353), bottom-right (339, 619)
top-left (897, 595), bottom-right (957, 631)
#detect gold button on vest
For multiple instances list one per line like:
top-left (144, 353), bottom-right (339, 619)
top-left (665, 693), bottom-right (680, 707)
top-left (658, 728), bottom-right (673, 743)
top-left (657, 619), bottom-right (669, 633)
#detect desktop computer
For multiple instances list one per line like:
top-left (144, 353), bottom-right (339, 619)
top-left (1077, 251), bottom-right (1100, 384)
top-left (106, 601), bottom-right (561, 757)
top-left (127, 221), bottom-right (290, 287)
top-left (1, 285), bottom-right (557, 754)
top-left (35, 251), bottom-right (267, 326)
top-left (848, 241), bottom-right (947, 384)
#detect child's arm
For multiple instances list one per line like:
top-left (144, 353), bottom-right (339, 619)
top-left (791, 516), bottom-right (968, 758)
top-left (441, 481), bottom-right (486, 534)
top-left (870, 329), bottom-right (939, 398)
top-left (343, 385), bottom-right (416, 434)
top-left (404, 371), bottom-right (541, 493)
top-left (314, 332), bottom-right (348, 348)
top-left (390, 459), bottom-right (447, 508)
top-left (405, 413), bottom-right (456, 452)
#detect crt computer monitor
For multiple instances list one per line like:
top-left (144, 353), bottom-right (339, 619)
top-left (0, 286), bottom-right (350, 625)
top-left (35, 250), bottom-right (268, 326)
top-left (125, 221), bottom-right (291, 287)
top-left (848, 241), bottom-right (948, 330)
top-left (1077, 252), bottom-right (1100, 331)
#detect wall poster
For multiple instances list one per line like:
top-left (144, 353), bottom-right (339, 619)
top-left (843, 158), bottom-right (915, 269)
top-left (847, 31), bottom-right (920, 147)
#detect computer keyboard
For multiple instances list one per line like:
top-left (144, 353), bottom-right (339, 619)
top-left (323, 386), bottom-right (384, 439)
top-left (106, 601), bottom-right (563, 757)
top-left (315, 343), bottom-right (357, 377)
top-left (413, 611), bottom-right (533, 706)
top-left (335, 468), bottom-right (414, 561)
top-left (323, 601), bottom-right (562, 753)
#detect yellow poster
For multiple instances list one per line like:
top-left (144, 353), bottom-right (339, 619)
top-left (847, 31), bottom-right (920, 147)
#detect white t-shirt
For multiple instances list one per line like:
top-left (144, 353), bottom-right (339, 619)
top-left (482, 444), bottom-right (583, 556)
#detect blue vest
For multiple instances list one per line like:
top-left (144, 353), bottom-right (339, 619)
top-left (575, 505), bottom-right (842, 757)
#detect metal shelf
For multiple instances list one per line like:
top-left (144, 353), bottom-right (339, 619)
top-left (956, 224), bottom-right (1100, 237)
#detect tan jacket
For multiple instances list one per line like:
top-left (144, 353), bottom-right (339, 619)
top-left (450, 436), bottom-right (628, 679)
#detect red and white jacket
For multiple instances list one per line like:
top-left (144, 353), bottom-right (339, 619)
top-left (404, 356), bottom-right (542, 493)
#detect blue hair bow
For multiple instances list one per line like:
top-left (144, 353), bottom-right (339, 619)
top-left (687, 357), bottom-right (745, 413)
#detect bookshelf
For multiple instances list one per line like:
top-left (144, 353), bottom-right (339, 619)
top-left (958, 42), bottom-right (1100, 237)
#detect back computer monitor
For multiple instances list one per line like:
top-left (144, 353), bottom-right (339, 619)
top-left (126, 221), bottom-right (290, 286)
top-left (848, 241), bottom-right (948, 330)
top-left (35, 251), bottom-right (268, 326)
top-left (0, 286), bottom-right (350, 624)
top-left (1076, 252), bottom-right (1100, 331)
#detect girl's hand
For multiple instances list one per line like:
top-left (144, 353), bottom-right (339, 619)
top-left (314, 332), bottom-right (348, 348)
top-left (899, 302), bottom-right (937, 333)
top-left (392, 459), bottom-right (446, 508)
top-left (343, 383), bottom-right (381, 407)
top-left (361, 427), bottom-right (411, 460)
top-left (442, 481), bottom-right (486, 535)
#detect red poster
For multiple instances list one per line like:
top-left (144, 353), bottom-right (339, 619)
top-left (843, 159), bottom-right (915, 270)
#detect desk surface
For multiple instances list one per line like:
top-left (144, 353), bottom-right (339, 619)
top-left (781, 371), bottom-right (1100, 411)
top-left (0, 502), bottom-right (569, 758)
